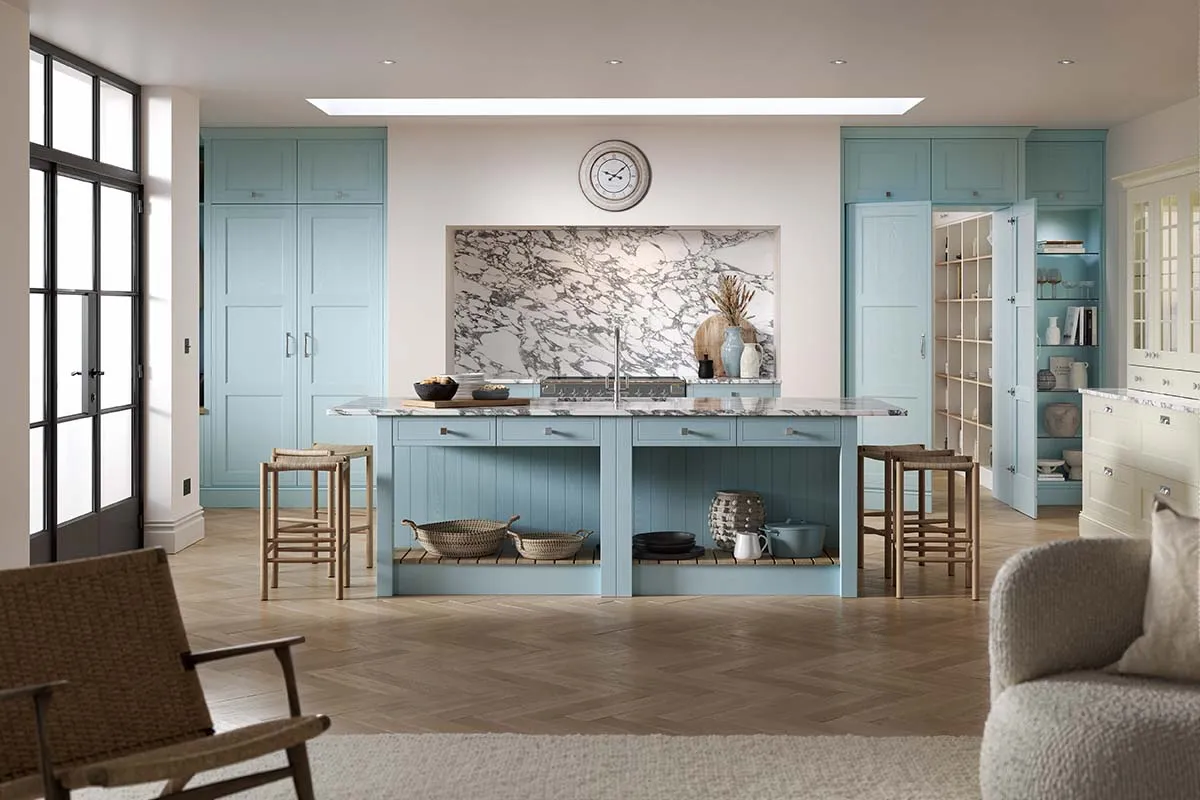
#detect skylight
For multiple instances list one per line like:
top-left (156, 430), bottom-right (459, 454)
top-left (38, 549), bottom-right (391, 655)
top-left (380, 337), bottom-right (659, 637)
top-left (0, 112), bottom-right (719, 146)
top-left (307, 97), bottom-right (924, 117)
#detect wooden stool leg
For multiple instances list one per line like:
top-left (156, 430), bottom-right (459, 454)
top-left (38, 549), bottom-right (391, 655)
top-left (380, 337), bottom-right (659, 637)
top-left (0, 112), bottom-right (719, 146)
top-left (916, 468), bottom-right (927, 566)
top-left (857, 450), bottom-right (865, 570)
top-left (366, 447), bottom-right (375, 570)
top-left (334, 466), bottom-right (345, 600)
top-left (260, 463), bottom-right (269, 601)
top-left (271, 470), bottom-right (280, 589)
top-left (326, 469), bottom-right (336, 578)
top-left (947, 469), bottom-right (956, 578)
top-left (343, 463), bottom-right (352, 588)
top-left (310, 470), bottom-right (320, 564)
top-left (971, 465), bottom-right (981, 601)
top-left (882, 453), bottom-right (893, 581)
top-left (894, 462), bottom-right (905, 599)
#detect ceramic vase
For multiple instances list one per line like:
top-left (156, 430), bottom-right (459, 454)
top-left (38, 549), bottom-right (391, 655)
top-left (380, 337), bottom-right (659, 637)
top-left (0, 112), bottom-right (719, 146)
top-left (1044, 403), bottom-right (1081, 438)
top-left (721, 326), bottom-right (744, 378)
top-left (739, 343), bottom-right (763, 379)
top-left (1070, 362), bottom-right (1089, 390)
top-left (708, 490), bottom-right (765, 552)
top-left (1037, 369), bottom-right (1057, 391)
top-left (1045, 317), bottom-right (1062, 346)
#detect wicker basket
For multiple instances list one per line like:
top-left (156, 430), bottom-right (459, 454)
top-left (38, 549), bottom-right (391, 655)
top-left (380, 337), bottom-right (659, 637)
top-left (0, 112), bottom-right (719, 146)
top-left (401, 515), bottom-right (519, 558)
top-left (507, 529), bottom-right (593, 561)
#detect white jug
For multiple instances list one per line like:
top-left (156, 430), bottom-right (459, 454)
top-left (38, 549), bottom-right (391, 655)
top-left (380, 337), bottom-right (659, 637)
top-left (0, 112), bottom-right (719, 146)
top-left (1070, 361), bottom-right (1089, 390)
top-left (740, 343), bottom-right (763, 379)
top-left (1045, 317), bottom-right (1062, 346)
top-left (733, 530), bottom-right (768, 560)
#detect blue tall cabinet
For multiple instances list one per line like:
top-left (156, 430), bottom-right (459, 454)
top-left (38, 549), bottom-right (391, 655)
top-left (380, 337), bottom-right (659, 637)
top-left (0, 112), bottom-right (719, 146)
top-left (201, 129), bottom-right (386, 506)
top-left (844, 128), bottom-right (1106, 518)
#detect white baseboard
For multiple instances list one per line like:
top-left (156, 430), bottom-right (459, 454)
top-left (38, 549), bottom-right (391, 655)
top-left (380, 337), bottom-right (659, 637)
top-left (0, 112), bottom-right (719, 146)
top-left (145, 509), bottom-right (206, 554)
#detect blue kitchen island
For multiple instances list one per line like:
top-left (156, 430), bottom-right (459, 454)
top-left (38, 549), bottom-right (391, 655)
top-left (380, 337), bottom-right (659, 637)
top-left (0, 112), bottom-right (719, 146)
top-left (331, 397), bottom-right (905, 598)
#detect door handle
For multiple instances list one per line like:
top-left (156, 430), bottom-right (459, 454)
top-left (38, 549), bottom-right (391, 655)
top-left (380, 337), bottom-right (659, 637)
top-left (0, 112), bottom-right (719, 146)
top-left (1007, 296), bottom-right (1016, 304)
top-left (919, 334), bottom-right (926, 360)
top-left (1006, 465), bottom-right (1016, 474)
top-left (88, 369), bottom-right (105, 377)
top-left (303, 333), bottom-right (312, 358)
top-left (1159, 485), bottom-right (1172, 497)
top-left (1007, 388), bottom-right (1016, 397)
top-left (285, 333), bottom-right (294, 357)
top-left (1104, 406), bottom-right (1113, 413)
top-left (69, 370), bottom-right (83, 377)
top-left (1103, 467), bottom-right (1113, 477)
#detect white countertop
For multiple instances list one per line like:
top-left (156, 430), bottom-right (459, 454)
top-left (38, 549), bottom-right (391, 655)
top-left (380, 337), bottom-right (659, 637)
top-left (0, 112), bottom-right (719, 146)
top-left (330, 397), bottom-right (905, 417)
top-left (488, 376), bottom-right (781, 385)
top-left (1080, 388), bottom-right (1200, 415)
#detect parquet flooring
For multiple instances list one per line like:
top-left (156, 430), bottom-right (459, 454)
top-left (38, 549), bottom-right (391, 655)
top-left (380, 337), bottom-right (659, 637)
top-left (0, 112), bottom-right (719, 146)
top-left (170, 490), bottom-right (1075, 737)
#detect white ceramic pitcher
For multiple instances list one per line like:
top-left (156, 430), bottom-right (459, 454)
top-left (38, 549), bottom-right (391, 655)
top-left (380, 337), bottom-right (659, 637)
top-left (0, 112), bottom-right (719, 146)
top-left (740, 343), bottom-right (763, 378)
top-left (1070, 361), bottom-right (1089, 390)
top-left (733, 530), bottom-right (768, 560)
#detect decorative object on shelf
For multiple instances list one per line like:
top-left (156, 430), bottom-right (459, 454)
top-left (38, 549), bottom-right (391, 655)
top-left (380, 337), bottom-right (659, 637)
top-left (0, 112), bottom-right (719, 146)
top-left (507, 529), bottom-right (592, 561)
top-left (402, 516), bottom-right (519, 558)
top-left (1049, 356), bottom-right (1074, 390)
top-left (1045, 316), bottom-right (1062, 346)
top-left (708, 274), bottom-right (756, 378)
top-left (762, 520), bottom-right (826, 559)
top-left (697, 354), bottom-right (714, 379)
top-left (633, 531), bottom-right (696, 554)
top-left (1037, 369), bottom-right (1057, 391)
top-left (732, 531), bottom-right (769, 560)
top-left (1037, 458), bottom-right (1066, 475)
top-left (1045, 268), bottom-right (1063, 298)
top-left (708, 490), bottom-right (766, 551)
top-left (634, 546), bottom-right (706, 561)
top-left (1044, 403), bottom-right (1081, 438)
top-left (472, 384), bottom-right (511, 401)
top-left (578, 139), bottom-right (651, 211)
top-left (414, 377), bottom-right (459, 401)
top-left (1063, 449), bottom-right (1083, 481)
top-left (1070, 361), bottom-right (1089, 390)
top-left (693, 315), bottom-right (758, 377)
top-left (722, 327), bottom-right (745, 378)
top-left (740, 342), bottom-right (764, 378)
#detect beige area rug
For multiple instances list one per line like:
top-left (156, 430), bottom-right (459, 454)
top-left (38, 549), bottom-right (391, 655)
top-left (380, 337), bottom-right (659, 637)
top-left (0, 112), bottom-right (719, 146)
top-left (82, 733), bottom-right (982, 800)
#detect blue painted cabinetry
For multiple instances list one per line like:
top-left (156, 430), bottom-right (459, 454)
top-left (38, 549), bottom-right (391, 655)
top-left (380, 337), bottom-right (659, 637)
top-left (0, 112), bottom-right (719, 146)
top-left (1025, 141), bottom-right (1104, 206)
top-left (843, 139), bottom-right (931, 203)
top-left (686, 383), bottom-right (779, 398)
top-left (298, 141), bottom-right (385, 203)
top-left (207, 140), bottom-right (298, 203)
top-left (931, 139), bottom-right (1019, 204)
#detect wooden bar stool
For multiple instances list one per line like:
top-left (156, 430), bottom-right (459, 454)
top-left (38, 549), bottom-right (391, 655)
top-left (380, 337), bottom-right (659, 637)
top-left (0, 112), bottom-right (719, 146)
top-left (857, 443), bottom-right (927, 580)
top-left (891, 453), bottom-right (981, 600)
top-left (259, 453), bottom-right (351, 600)
top-left (311, 442), bottom-right (374, 569)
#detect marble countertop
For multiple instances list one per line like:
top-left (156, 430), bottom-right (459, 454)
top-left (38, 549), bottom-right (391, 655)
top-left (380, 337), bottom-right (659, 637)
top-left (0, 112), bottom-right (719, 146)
top-left (1080, 388), bottom-right (1200, 415)
top-left (486, 376), bottom-right (780, 385)
top-left (330, 397), bottom-right (905, 417)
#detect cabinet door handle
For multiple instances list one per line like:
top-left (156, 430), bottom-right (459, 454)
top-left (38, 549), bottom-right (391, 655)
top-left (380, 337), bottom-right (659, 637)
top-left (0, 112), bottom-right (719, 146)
top-left (1159, 485), bottom-right (1172, 497)
top-left (285, 333), bottom-right (294, 357)
top-left (1007, 296), bottom-right (1016, 304)
top-left (785, 427), bottom-right (797, 436)
top-left (971, 190), bottom-right (980, 197)
top-left (680, 427), bottom-right (690, 436)
top-left (303, 333), bottom-right (312, 358)
top-left (1104, 405), bottom-right (1113, 414)
top-left (1134, 375), bottom-right (1144, 383)
top-left (1163, 378), bottom-right (1172, 387)
top-left (1160, 415), bottom-right (1171, 426)
top-left (543, 427), bottom-right (554, 436)
top-left (250, 190), bottom-right (263, 199)
top-left (1056, 192), bottom-right (1064, 200)
top-left (439, 427), bottom-right (449, 436)
top-left (1006, 465), bottom-right (1016, 474)
top-left (885, 190), bottom-right (893, 198)
top-left (919, 334), bottom-right (926, 360)
top-left (1007, 388), bottom-right (1016, 397)
top-left (1103, 467), bottom-right (1114, 477)
top-left (335, 191), bottom-right (348, 200)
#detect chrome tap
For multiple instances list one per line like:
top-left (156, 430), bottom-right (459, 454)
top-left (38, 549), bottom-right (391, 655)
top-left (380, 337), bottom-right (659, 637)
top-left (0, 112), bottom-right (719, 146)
top-left (613, 324), bottom-right (622, 406)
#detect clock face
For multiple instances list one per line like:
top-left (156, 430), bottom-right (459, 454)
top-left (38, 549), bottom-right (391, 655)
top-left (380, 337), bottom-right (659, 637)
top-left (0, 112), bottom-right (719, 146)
top-left (579, 140), bottom-right (651, 211)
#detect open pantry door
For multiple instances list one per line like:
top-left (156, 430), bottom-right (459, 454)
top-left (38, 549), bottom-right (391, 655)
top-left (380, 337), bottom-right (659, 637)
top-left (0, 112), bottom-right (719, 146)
top-left (992, 200), bottom-right (1038, 518)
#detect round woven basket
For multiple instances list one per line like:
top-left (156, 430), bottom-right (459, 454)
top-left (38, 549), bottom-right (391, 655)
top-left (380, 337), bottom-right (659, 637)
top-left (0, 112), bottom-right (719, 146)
top-left (708, 490), bottom-right (765, 552)
top-left (402, 515), bottom-right (518, 558)
top-left (507, 530), bottom-right (593, 561)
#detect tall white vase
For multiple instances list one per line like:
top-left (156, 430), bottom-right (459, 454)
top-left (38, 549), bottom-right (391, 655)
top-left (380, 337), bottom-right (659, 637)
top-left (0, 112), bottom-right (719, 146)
top-left (739, 343), bottom-right (763, 378)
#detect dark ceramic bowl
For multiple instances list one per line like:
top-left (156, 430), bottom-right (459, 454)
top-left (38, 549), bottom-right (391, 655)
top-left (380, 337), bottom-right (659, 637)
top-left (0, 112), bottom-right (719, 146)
top-left (414, 381), bottom-right (458, 401)
top-left (633, 531), bottom-right (696, 554)
top-left (472, 387), bottom-right (510, 401)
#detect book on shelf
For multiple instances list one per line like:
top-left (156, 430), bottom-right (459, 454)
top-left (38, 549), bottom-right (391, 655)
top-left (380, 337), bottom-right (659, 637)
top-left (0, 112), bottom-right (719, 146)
top-left (1061, 306), bottom-right (1099, 346)
top-left (1037, 473), bottom-right (1067, 482)
top-left (1038, 240), bottom-right (1087, 254)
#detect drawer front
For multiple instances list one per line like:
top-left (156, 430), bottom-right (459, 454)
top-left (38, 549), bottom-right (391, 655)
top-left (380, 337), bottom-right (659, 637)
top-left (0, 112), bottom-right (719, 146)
top-left (1083, 395), bottom-right (1138, 461)
top-left (497, 417), bottom-right (599, 446)
top-left (633, 418), bottom-right (735, 446)
top-left (842, 139), bottom-right (931, 203)
top-left (1138, 408), bottom-right (1200, 484)
top-left (737, 418), bottom-right (841, 447)
top-left (1082, 458), bottom-right (1137, 535)
top-left (393, 418), bottom-right (495, 446)
top-left (1126, 362), bottom-right (1200, 400)
top-left (687, 384), bottom-right (779, 398)
top-left (1135, 469), bottom-right (1200, 538)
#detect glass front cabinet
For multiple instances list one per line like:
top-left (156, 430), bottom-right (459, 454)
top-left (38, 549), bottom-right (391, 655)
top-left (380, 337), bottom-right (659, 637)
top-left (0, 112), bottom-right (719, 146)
top-left (1125, 166), bottom-right (1200, 396)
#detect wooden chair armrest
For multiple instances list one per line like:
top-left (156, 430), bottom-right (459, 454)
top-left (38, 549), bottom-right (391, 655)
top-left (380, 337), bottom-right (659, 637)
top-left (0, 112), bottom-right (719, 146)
top-left (0, 680), bottom-right (67, 703)
top-left (183, 636), bottom-right (305, 667)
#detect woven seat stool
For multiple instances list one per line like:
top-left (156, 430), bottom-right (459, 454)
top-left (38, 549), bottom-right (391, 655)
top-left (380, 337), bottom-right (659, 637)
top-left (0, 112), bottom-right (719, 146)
top-left (857, 443), bottom-right (928, 580)
top-left (310, 442), bottom-right (374, 569)
top-left (891, 453), bottom-right (981, 600)
top-left (260, 452), bottom-right (351, 600)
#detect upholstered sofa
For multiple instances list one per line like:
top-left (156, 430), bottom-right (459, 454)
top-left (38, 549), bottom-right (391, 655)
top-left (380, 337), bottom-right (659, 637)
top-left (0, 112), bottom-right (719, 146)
top-left (980, 537), bottom-right (1200, 800)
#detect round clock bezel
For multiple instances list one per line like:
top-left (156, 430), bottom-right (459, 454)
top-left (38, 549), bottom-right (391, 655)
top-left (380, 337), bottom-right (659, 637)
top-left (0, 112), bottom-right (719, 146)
top-left (578, 139), bottom-right (651, 212)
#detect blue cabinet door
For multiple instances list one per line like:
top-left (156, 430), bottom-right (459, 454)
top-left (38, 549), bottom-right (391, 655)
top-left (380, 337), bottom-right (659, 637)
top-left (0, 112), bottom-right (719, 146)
top-left (847, 202), bottom-right (933, 500)
top-left (207, 140), bottom-right (297, 203)
top-left (297, 141), bottom-right (385, 203)
top-left (931, 139), bottom-right (1018, 204)
top-left (843, 139), bottom-right (931, 203)
top-left (208, 206), bottom-right (299, 486)
top-left (297, 206), bottom-right (384, 482)
top-left (1025, 141), bottom-right (1104, 206)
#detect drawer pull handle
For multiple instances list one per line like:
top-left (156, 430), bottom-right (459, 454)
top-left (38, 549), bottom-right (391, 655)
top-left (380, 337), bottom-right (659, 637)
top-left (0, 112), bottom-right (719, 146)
top-left (885, 190), bottom-right (893, 198)
top-left (1164, 379), bottom-right (1171, 386)
top-left (1104, 406), bottom-right (1113, 414)
top-left (250, 191), bottom-right (263, 199)
top-left (439, 427), bottom-right (449, 436)
top-left (1159, 486), bottom-right (1172, 497)
top-left (1134, 375), bottom-right (1144, 383)
top-left (785, 427), bottom-right (797, 436)
top-left (1103, 467), bottom-right (1114, 477)
top-left (1160, 415), bottom-right (1171, 426)
top-left (1193, 383), bottom-right (1200, 391)
top-left (544, 427), bottom-right (554, 436)
top-left (680, 427), bottom-right (690, 436)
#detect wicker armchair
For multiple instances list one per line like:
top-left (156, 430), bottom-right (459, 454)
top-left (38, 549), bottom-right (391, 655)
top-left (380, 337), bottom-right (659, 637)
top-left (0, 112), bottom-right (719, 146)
top-left (0, 548), bottom-right (330, 800)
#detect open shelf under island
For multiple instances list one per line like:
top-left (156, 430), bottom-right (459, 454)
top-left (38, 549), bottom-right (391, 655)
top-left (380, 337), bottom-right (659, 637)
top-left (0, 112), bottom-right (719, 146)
top-left (331, 397), bottom-right (906, 598)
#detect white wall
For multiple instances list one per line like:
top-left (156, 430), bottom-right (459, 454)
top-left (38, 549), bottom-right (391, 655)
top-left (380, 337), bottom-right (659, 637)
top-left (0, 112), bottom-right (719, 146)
top-left (0, 1), bottom-right (30, 569)
top-left (386, 122), bottom-right (842, 397)
top-left (1106, 96), bottom-right (1200, 385)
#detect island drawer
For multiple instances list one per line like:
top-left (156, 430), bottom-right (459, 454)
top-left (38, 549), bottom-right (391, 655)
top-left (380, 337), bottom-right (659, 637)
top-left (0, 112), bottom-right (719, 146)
top-left (497, 417), bottom-right (599, 446)
top-left (633, 418), bottom-right (735, 446)
top-left (687, 384), bottom-right (779, 399)
top-left (393, 418), bottom-right (495, 446)
top-left (737, 418), bottom-right (841, 447)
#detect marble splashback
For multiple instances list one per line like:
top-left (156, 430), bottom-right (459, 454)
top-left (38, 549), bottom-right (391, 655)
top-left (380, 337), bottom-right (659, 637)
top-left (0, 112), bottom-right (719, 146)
top-left (453, 228), bottom-right (776, 378)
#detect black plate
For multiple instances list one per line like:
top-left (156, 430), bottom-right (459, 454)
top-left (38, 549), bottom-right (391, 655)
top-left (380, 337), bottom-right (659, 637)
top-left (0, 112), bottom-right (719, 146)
top-left (633, 532), bottom-right (695, 553)
top-left (634, 546), bottom-right (706, 561)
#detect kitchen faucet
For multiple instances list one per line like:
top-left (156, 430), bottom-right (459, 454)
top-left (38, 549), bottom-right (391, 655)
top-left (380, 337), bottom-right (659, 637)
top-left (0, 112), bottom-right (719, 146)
top-left (613, 323), bottom-right (622, 405)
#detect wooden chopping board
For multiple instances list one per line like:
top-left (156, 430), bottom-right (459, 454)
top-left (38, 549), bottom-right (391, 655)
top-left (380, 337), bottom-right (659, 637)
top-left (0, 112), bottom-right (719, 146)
top-left (402, 398), bottom-right (531, 409)
top-left (692, 315), bottom-right (758, 377)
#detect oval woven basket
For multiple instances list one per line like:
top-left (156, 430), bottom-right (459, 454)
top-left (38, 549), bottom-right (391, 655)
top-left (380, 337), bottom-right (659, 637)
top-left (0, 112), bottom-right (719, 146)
top-left (507, 530), bottom-right (592, 561)
top-left (402, 516), bottom-right (519, 558)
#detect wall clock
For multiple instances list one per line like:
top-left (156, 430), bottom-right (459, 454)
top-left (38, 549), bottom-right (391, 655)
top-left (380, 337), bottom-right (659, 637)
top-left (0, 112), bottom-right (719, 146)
top-left (578, 140), bottom-right (651, 211)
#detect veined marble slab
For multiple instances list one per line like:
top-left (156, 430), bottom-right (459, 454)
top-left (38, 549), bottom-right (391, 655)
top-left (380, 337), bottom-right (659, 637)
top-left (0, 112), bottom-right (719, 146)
top-left (330, 397), bottom-right (905, 417)
top-left (486, 376), bottom-right (781, 385)
top-left (1080, 388), bottom-right (1200, 415)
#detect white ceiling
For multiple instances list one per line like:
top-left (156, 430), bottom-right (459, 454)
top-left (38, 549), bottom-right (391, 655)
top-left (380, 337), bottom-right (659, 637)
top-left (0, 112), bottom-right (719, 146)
top-left (25, 0), bottom-right (1200, 128)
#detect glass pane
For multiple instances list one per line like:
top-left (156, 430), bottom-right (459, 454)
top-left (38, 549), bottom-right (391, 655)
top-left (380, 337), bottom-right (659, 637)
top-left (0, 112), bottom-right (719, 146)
top-left (30, 295), bottom-right (43, 424)
top-left (99, 83), bottom-right (134, 170)
top-left (1161, 196), bottom-right (1179, 351)
top-left (29, 51), bottom-right (44, 144)
top-left (29, 169), bottom-right (44, 288)
top-left (56, 176), bottom-right (94, 291)
top-left (1131, 200), bottom-right (1149, 350)
top-left (100, 410), bottom-right (132, 507)
top-left (56, 294), bottom-right (86, 418)
top-left (99, 186), bottom-right (133, 292)
top-left (100, 296), bottom-right (132, 409)
top-left (51, 60), bottom-right (94, 158)
top-left (56, 417), bottom-right (93, 524)
top-left (30, 428), bottom-right (43, 535)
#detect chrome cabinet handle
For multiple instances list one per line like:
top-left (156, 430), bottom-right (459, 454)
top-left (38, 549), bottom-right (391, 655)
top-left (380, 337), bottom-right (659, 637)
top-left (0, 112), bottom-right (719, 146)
top-left (785, 427), bottom-right (797, 436)
top-left (439, 427), bottom-right (449, 436)
top-left (1193, 382), bottom-right (1200, 391)
top-left (250, 190), bottom-right (263, 199)
top-left (1006, 465), bottom-right (1016, 474)
top-left (1104, 406), bottom-right (1113, 414)
top-left (1056, 191), bottom-right (1065, 200)
top-left (303, 333), bottom-right (312, 358)
top-left (1159, 485), bottom-right (1172, 496)
top-left (919, 334), bottom-right (926, 360)
top-left (1164, 378), bottom-right (1172, 386)
top-left (972, 190), bottom-right (980, 197)
top-left (335, 191), bottom-right (349, 199)
top-left (1134, 375), bottom-right (1144, 383)
top-left (1103, 466), bottom-right (1114, 477)
top-left (1160, 415), bottom-right (1171, 426)
top-left (285, 333), bottom-right (294, 357)
top-left (543, 427), bottom-right (554, 436)
top-left (680, 427), bottom-right (690, 436)
top-left (1007, 296), bottom-right (1016, 304)
top-left (885, 190), bottom-right (893, 198)
top-left (1007, 388), bottom-right (1016, 397)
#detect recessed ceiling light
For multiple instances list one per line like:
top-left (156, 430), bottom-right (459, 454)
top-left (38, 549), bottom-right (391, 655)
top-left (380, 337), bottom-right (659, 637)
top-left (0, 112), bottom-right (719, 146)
top-left (1057, 59), bottom-right (1075, 65)
top-left (380, 59), bottom-right (396, 65)
top-left (830, 59), bottom-right (847, 65)
top-left (307, 96), bottom-right (925, 117)
top-left (605, 59), bottom-right (623, 65)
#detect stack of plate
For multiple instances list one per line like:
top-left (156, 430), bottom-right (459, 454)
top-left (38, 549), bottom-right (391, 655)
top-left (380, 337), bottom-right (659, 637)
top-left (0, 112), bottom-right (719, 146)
top-left (633, 532), bottom-right (703, 560)
top-left (447, 372), bottom-right (485, 397)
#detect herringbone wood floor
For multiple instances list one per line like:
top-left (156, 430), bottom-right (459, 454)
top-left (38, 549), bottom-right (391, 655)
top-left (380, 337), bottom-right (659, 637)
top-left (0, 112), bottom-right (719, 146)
top-left (172, 492), bottom-right (1075, 737)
